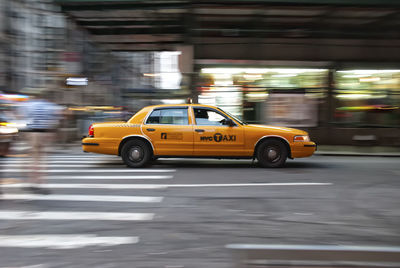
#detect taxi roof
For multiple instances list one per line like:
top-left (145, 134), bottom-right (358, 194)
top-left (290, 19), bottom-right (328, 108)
top-left (145, 104), bottom-right (218, 109)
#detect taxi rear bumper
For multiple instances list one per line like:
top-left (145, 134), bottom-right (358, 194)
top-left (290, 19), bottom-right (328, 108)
top-left (82, 137), bottom-right (118, 155)
top-left (82, 142), bottom-right (99, 146)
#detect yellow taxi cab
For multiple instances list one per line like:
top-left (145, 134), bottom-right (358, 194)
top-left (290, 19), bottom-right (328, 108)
top-left (82, 104), bottom-right (316, 168)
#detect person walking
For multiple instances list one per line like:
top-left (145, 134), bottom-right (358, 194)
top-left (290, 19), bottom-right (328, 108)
top-left (23, 90), bottom-right (60, 194)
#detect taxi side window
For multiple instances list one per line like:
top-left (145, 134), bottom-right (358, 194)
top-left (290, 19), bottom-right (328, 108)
top-left (146, 108), bottom-right (188, 125)
top-left (194, 108), bottom-right (229, 126)
top-left (147, 110), bottom-right (160, 124)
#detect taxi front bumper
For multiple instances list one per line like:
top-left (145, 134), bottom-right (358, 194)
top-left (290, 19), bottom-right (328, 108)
top-left (291, 141), bottom-right (317, 158)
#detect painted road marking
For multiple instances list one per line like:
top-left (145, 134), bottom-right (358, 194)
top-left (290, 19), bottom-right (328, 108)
top-left (164, 183), bottom-right (332, 187)
top-left (2, 169), bottom-right (176, 173)
top-left (2, 164), bottom-right (123, 168)
top-left (3, 182), bottom-right (330, 189)
top-left (0, 211), bottom-right (154, 221)
top-left (1, 194), bottom-right (163, 203)
top-left (0, 160), bottom-right (122, 164)
top-left (0, 235), bottom-right (138, 249)
top-left (0, 175), bottom-right (173, 180)
top-left (46, 175), bottom-right (173, 180)
top-left (3, 183), bottom-right (167, 189)
top-left (0, 155), bottom-right (114, 160)
top-left (0, 163), bottom-right (124, 167)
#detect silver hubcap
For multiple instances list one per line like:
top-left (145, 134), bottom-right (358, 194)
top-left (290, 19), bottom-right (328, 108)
top-left (267, 149), bottom-right (278, 160)
top-left (264, 146), bottom-right (281, 163)
top-left (129, 146), bottom-right (143, 162)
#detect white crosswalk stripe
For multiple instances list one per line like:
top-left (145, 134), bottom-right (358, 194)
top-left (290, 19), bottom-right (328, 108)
top-left (3, 183), bottom-right (168, 189)
top-left (2, 168), bottom-right (176, 173)
top-left (7, 155), bottom-right (117, 159)
top-left (1, 164), bottom-right (126, 168)
top-left (1, 194), bottom-right (163, 203)
top-left (0, 160), bottom-right (122, 164)
top-left (47, 175), bottom-right (173, 180)
top-left (0, 235), bottom-right (139, 249)
top-left (0, 211), bottom-right (154, 221)
top-left (0, 153), bottom-right (173, 249)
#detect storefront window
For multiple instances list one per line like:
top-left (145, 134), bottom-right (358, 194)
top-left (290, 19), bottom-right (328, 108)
top-left (117, 51), bottom-right (182, 92)
top-left (334, 70), bottom-right (400, 127)
top-left (198, 68), bottom-right (328, 126)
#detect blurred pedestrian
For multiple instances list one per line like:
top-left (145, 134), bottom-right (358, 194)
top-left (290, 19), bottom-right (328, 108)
top-left (22, 90), bottom-right (61, 194)
top-left (0, 109), bottom-right (4, 197)
top-left (0, 109), bottom-right (19, 197)
top-left (57, 105), bottom-right (72, 149)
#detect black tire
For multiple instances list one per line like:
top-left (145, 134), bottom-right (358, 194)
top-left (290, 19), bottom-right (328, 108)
top-left (121, 139), bottom-right (151, 168)
top-left (256, 139), bottom-right (288, 168)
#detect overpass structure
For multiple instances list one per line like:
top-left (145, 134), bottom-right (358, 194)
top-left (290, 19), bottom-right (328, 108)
top-left (55, 0), bottom-right (400, 62)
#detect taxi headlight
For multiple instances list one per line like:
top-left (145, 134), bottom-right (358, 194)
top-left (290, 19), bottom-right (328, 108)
top-left (294, 135), bottom-right (310, 142)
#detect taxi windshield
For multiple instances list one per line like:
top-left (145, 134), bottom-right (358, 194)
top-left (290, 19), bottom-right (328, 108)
top-left (217, 108), bottom-right (247, 125)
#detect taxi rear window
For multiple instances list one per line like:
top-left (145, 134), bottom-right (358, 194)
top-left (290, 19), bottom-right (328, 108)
top-left (146, 108), bottom-right (188, 125)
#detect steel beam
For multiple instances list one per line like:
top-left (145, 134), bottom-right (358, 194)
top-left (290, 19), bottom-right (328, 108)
top-left (77, 20), bottom-right (182, 27)
top-left (55, 0), bottom-right (400, 7)
top-left (59, 2), bottom-right (187, 11)
top-left (103, 43), bottom-right (180, 51)
top-left (91, 34), bottom-right (182, 43)
top-left (87, 26), bottom-right (184, 35)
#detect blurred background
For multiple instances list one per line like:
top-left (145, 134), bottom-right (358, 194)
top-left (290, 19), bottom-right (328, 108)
top-left (1, 0), bottom-right (400, 147)
top-left (1, 2), bottom-right (400, 267)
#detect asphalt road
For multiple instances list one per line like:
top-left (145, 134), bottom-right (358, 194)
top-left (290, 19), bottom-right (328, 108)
top-left (0, 152), bottom-right (399, 268)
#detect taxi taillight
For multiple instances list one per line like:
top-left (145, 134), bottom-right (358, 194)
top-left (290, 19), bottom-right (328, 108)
top-left (88, 124), bottom-right (94, 137)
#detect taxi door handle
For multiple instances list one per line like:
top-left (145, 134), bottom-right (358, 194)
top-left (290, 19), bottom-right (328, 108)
top-left (146, 128), bottom-right (156, 132)
top-left (195, 129), bottom-right (205, 133)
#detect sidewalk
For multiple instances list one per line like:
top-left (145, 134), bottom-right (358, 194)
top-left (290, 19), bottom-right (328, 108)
top-left (315, 145), bottom-right (400, 157)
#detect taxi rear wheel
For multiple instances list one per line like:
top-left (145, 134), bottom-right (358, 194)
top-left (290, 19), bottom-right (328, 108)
top-left (256, 139), bottom-right (287, 168)
top-left (121, 139), bottom-right (151, 168)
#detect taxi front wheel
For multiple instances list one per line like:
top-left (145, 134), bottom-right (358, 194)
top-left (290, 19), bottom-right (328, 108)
top-left (256, 139), bottom-right (287, 168)
top-left (121, 139), bottom-right (151, 168)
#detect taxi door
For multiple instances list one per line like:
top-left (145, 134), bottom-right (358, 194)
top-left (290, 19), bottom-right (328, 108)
top-left (191, 107), bottom-right (244, 156)
top-left (142, 107), bottom-right (193, 156)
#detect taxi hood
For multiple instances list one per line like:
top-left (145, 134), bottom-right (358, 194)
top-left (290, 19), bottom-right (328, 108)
top-left (244, 124), bottom-right (308, 135)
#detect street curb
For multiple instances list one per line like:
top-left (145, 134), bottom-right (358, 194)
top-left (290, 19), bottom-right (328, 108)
top-left (315, 152), bottom-right (400, 157)
top-left (53, 149), bottom-right (400, 157)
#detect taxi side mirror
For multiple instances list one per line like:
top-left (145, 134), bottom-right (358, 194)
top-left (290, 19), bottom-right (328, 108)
top-left (222, 118), bottom-right (235, 127)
